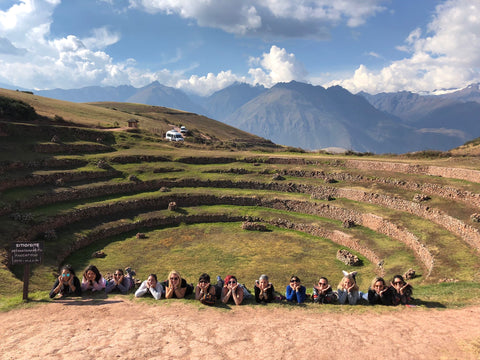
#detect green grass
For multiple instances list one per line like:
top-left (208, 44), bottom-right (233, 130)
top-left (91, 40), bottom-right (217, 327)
top-left (62, 222), bottom-right (371, 287)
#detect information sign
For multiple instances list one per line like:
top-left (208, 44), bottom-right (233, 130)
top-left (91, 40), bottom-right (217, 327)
top-left (10, 241), bottom-right (44, 265)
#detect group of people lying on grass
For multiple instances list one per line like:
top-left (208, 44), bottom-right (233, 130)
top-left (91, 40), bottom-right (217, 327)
top-left (49, 266), bottom-right (413, 306)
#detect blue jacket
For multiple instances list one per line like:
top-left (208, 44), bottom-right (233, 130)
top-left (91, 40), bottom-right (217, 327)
top-left (285, 285), bottom-right (306, 303)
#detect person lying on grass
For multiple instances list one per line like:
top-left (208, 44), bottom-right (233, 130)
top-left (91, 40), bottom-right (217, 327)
top-left (49, 264), bottom-right (81, 299)
top-left (367, 276), bottom-right (394, 305)
top-left (221, 275), bottom-right (244, 305)
top-left (254, 274), bottom-right (275, 303)
top-left (105, 268), bottom-right (133, 295)
top-left (162, 270), bottom-right (194, 299)
top-left (391, 274), bottom-right (413, 305)
top-left (135, 274), bottom-right (164, 300)
top-left (81, 265), bottom-right (106, 293)
top-left (285, 275), bottom-right (306, 304)
top-left (337, 271), bottom-right (361, 305)
top-left (312, 276), bottom-right (337, 304)
top-left (195, 273), bottom-right (217, 305)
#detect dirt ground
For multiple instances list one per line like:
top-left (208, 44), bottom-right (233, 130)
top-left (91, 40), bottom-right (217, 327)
top-left (1, 299), bottom-right (480, 360)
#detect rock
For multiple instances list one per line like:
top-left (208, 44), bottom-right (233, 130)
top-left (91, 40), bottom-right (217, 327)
top-left (97, 160), bottom-right (111, 169)
top-left (470, 213), bottom-right (480, 223)
top-left (413, 194), bottom-right (431, 202)
top-left (168, 202), bottom-right (177, 211)
top-left (92, 250), bottom-right (106, 258)
top-left (336, 249), bottom-right (361, 266)
top-left (136, 233), bottom-right (146, 239)
top-left (403, 268), bottom-right (416, 280)
top-left (342, 219), bottom-right (355, 228)
top-left (241, 221), bottom-right (267, 231)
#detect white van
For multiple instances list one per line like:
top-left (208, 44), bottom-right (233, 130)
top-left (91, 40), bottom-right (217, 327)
top-left (165, 130), bottom-right (184, 142)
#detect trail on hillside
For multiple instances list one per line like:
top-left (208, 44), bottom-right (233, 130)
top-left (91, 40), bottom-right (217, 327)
top-left (1, 299), bottom-right (480, 360)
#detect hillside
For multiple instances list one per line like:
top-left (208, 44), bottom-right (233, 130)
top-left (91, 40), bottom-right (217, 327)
top-left (33, 81), bottom-right (480, 153)
top-left (0, 88), bottom-right (273, 149)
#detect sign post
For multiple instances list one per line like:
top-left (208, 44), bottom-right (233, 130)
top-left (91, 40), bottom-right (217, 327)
top-left (10, 241), bottom-right (44, 301)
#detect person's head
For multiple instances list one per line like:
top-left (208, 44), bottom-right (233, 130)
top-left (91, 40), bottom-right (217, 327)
top-left (258, 274), bottom-right (269, 287)
top-left (198, 273), bottom-right (210, 284)
top-left (339, 274), bottom-right (357, 290)
top-left (114, 268), bottom-right (124, 280)
top-left (392, 275), bottom-right (406, 290)
top-left (289, 275), bottom-right (301, 286)
top-left (83, 265), bottom-right (101, 282)
top-left (224, 275), bottom-right (237, 286)
top-left (60, 264), bottom-right (75, 282)
top-left (317, 277), bottom-right (329, 288)
top-left (168, 270), bottom-right (181, 286)
top-left (371, 277), bottom-right (386, 294)
top-left (147, 274), bottom-right (157, 287)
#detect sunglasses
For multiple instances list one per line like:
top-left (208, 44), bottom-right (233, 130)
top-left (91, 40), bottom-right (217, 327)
top-left (228, 280), bottom-right (237, 284)
top-left (199, 280), bottom-right (207, 283)
top-left (393, 281), bottom-right (403, 285)
top-left (170, 277), bottom-right (179, 281)
top-left (62, 273), bottom-right (71, 277)
top-left (318, 282), bottom-right (328, 286)
top-left (290, 279), bottom-right (300, 283)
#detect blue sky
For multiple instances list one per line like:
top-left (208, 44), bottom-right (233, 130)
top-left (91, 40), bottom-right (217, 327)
top-left (0, 0), bottom-right (479, 96)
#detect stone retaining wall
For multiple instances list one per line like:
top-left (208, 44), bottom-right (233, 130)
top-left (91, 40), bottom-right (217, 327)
top-left (13, 193), bottom-right (433, 276)
top-left (0, 158), bottom-right (88, 175)
top-left (280, 169), bottom-right (480, 209)
top-left (0, 170), bottom-right (121, 192)
top-left (34, 143), bottom-right (113, 154)
top-left (344, 159), bottom-right (480, 184)
top-left (4, 174), bottom-right (476, 257)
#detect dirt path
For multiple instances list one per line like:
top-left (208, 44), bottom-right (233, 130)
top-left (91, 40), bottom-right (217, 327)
top-left (1, 299), bottom-right (480, 360)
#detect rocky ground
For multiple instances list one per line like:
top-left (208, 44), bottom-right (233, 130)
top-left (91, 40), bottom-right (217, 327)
top-left (1, 299), bottom-right (480, 359)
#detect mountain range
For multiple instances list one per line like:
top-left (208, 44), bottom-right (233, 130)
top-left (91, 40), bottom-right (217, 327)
top-left (32, 81), bottom-right (480, 154)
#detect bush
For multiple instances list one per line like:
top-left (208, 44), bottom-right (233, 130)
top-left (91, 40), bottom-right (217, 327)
top-left (0, 96), bottom-right (37, 121)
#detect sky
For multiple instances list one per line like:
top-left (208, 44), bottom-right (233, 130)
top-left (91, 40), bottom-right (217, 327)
top-left (0, 0), bottom-right (479, 96)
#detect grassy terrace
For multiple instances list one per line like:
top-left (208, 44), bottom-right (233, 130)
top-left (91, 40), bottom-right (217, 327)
top-left (1, 92), bottom-right (480, 311)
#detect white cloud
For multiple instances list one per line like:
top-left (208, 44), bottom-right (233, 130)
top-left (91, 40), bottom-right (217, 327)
top-left (248, 45), bottom-right (307, 87)
top-left (0, 1), bottom-right (141, 89)
top-left (328, 0), bottom-right (480, 94)
top-left (129, 0), bottom-right (386, 38)
top-left (82, 27), bottom-right (121, 50)
top-left (176, 71), bottom-right (246, 96)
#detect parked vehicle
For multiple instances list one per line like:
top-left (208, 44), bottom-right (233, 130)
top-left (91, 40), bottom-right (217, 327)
top-left (180, 126), bottom-right (188, 134)
top-left (165, 130), bottom-right (184, 142)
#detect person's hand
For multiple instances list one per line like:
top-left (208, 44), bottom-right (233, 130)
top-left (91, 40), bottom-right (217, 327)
top-left (400, 283), bottom-right (410, 295)
top-left (55, 277), bottom-right (63, 293)
top-left (347, 284), bottom-right (355, 293)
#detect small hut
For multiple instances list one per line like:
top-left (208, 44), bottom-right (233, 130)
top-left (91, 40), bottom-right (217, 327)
top-left (127, 118), bottom-right (139, 128)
